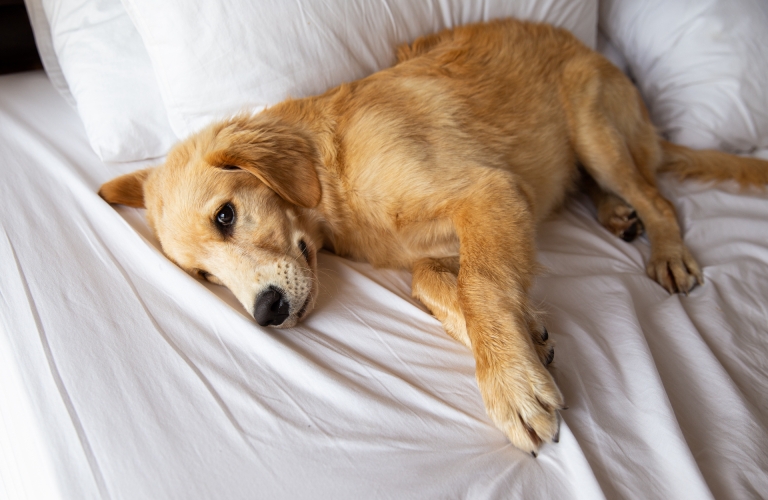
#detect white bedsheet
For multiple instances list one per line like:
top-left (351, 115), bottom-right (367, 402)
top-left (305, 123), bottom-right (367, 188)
top-left (1, 71), bottom-right (766, 500)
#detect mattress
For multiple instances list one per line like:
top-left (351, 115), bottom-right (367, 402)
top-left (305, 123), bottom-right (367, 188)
top-left (1, 70), bottom-right (767, 499)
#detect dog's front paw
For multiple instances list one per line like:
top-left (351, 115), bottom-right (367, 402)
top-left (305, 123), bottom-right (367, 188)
top-left (646, 244), bottom-right (703, 294)
top-left (478, 357), bottom-right (564, 455)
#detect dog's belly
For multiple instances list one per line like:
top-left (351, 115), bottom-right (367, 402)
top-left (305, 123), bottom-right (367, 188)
top-left (393, 216), bottom-right (461, 267)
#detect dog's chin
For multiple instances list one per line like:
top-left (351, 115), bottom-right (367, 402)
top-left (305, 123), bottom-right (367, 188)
top-left (268, 264), bottom-right (318, 329)
top-left (297, 291), bottom-right (312, 320)
top-left (296, 247), bottom-right (319, 322)
top-left (269, 289), bottom-right (315, 329)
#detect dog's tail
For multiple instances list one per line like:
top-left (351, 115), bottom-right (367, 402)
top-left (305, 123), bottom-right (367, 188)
top-left (658, 140), bottom-right (768, 188)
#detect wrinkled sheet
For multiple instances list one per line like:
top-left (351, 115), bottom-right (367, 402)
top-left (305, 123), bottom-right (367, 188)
top-left (1, 71), bottom-right (766, 500)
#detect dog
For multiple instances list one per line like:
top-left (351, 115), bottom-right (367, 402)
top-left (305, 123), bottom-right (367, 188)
top-left (99, 18), bottom-right (768, 455)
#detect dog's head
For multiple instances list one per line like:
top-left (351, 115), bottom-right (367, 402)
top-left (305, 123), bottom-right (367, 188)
top-left (99, 115), bottom-right (323, 328)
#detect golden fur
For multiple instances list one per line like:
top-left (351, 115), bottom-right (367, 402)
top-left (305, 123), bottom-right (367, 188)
top-left (99, 19), bottom-right (768, 454)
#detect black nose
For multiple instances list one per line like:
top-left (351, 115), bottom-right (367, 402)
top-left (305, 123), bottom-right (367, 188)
top-left (253, 286), bottom-right (290, 326)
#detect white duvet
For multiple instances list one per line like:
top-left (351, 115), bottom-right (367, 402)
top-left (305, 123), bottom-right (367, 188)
top-left (1, 69), bottom-right (767, 499)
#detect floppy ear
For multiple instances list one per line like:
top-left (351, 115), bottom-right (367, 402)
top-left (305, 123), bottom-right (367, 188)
top-left (205, 124), bottom-right (322, 208)
top-left (98, 168), bottom-right (153, 208)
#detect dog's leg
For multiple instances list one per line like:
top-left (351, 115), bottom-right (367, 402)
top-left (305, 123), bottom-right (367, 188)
top-left (574, 115), bottom-right (703, 293)
top-left (434, 169), bottom-right (563, 454)
top-left (412, 256), bottom-right (556, 367)
top-left (582, 172), bottom-right (644, 242)
top-left (412, 257), bottom-right (472, 348)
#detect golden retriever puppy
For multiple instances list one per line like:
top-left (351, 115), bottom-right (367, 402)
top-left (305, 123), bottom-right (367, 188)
top-left (100, 19), bottom-right (768, 455)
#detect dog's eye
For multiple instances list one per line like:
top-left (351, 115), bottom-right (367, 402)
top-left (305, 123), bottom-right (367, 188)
top-left (299, 239), bottom-right (310, 262)
top-left (217, 204), bottom-right (235, 225)
top-left (215, 203), bottom-right (236, 232)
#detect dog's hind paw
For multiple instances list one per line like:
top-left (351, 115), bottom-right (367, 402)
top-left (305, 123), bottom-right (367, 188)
top-left (646, 244), bottom-right (704, 294)
top-left (598, 198), bottom-right (644, 242)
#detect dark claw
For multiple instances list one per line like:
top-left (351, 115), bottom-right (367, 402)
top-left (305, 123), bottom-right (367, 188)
top-left (520, 413), bottom-right (542, 449)
top-left (545, 347), bottom-right (555, 366)
top-left (541, 327), bottom-right (549, 342)
top-left (553, 412), bottom-right (561, 443)
top-left (531, 451), bottom-right (537, 458)
top-left (621, 221), bottom-right (639, 242)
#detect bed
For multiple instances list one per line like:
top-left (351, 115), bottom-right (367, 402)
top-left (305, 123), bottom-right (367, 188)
top-left (1, 0), bottom-right (767, 499)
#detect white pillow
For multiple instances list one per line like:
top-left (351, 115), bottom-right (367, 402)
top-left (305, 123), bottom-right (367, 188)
top-left (600, 0), bottom-right (768, 153)
top-left (23, 0), bottom-right (74, 107)
top-left (27, 0), bottom-right (178, 162)
top-left (596, 30), bottom-right (628, 76)
top-left (122, 0), bottom-right (598, 139)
